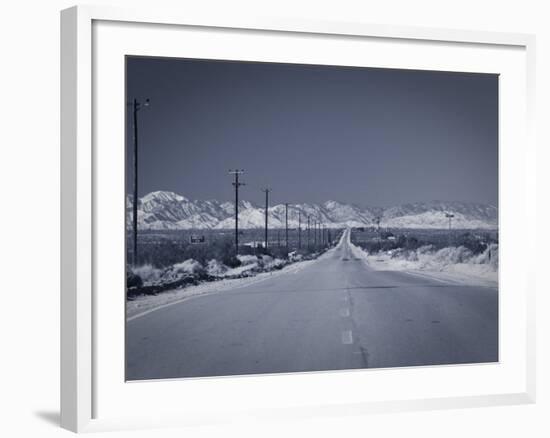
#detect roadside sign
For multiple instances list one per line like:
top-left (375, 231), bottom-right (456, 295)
top-left (190, 235), bottom-right (206, 244)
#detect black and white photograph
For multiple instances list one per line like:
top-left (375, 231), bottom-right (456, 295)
top-left (125, 56), bottom-right (499, 381)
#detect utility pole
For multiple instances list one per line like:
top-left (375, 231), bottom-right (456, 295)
top-left (314, 219), bottom-right (317, 247)
top-left (445, 212), bottom-right (454, 246)
top-left (298, 211), bottom-right (302, 249)
top-left (285, 203), bottom-right (289, 257)
top-left (262, 188), bottom-right (271, 250)
top-left (229, 169), bottom-right (245, 256)
top-left (130, 97), bottom-right (149, 266)
top-left (375, 216), bottom-right (381, 232)
top-left (445, 212), bottom-right (454, 231)
top-left (307, 215), bottom-right (311, 250)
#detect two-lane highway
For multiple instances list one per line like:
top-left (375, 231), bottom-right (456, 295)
top-left (126, 229), bottom-right (498, 380)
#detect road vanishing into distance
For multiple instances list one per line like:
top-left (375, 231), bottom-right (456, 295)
top-left (126, 230), bottom-right (498, 380)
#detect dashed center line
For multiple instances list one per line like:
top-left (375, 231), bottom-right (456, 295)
top-left (341, 330), bottom-right (353, 344)
top-left (340, 308), bottom-right (350, 318)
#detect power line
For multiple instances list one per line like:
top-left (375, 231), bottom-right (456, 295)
top-left (229, 169), bottom-right (245, 256)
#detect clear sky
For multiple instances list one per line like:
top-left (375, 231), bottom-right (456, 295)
top-left (126, 56), bottom-right (498, 207)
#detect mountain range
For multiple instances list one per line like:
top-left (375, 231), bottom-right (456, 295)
top-left (126, 191), bottom-right (498, 230)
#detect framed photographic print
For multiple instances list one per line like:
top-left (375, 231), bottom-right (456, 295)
top-left (61, 5), bottom-right (536, 433)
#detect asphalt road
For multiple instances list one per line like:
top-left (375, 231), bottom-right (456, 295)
top-left (126, 230), bottom-right (498, 380)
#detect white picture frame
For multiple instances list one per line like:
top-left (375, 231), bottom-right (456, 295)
top-left (60, 4), bottom-right (536, 433)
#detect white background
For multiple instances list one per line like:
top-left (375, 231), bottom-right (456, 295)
top-left (0, 0), bottom-right (547, 437)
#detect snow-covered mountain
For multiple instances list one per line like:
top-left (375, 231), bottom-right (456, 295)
top-left (382, 201), bottom-right (498, 229)
top-left (126, 191), bottom-right (497, 230)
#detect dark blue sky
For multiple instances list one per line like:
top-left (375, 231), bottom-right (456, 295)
top-left (126, 56), bottom-right (498, 207)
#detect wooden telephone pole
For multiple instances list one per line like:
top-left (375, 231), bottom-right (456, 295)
top-left (298, 211), bottom-right (301, 249)
top-left (285, 203), bottom-right (289, 257)
top-left (130, 97), bottom-right (149, 266)
top-left (262, 188), bottom-right (271, 250)
top-left (445, 212), bottom-right (455, 231)
top-left (314, 219), bottom-right (317, 247)
top-left (445, 212), bottom-right (455, 246)
top-left (307, 215), bottom-right (311, 250)
top-left (229, 169), bottom-right (245, 256)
